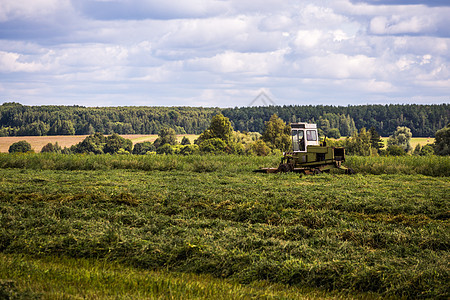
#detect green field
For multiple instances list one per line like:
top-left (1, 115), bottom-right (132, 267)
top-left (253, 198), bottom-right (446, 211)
top-left (0, 154), bottom-right (449, 299)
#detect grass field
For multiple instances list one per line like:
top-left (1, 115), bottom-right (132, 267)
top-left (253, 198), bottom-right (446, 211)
top-left (0, 154), bottom-right (448, 298)
top-left (0, 134), bottom-right (199, 153)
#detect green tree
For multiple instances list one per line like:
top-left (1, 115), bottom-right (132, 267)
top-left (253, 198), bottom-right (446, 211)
top-left (104, 133), bottom-right (132, 154)
top-left (132, 141), bottom-right (155, 155)
top-left (9, 140), bottom-right (32, 153)
top-left (345, 128), bottom-right (372, 156)
top-left (154, 128), bottom-right (177, 148)
top-left (71, 133), bottom-right (106, 154)
top-left (420, 144), bottom-right (434, 156)
top-left (387, 126), bottom-right (412, 153)
top-left (434, 125), bottom-right (450, 155)
top-left (368, 126), bottom-right (383, 153)
top-left (327, 128), bottom-right (341, 139)
top-left (262, 114), bottom-right (291, 152)
top-left (248, 140), bottom-right (271, 156)
top-left (156, 144), bottom-right (174, 155)
top-left (199, 138), bottom-right (227, 154)
top-left (196, 114), bottom-right (233, 145)
top-left (41, 142), bottom-right (62, 153)
top-left (386, 144), bottom-right (406, 156)
top-left (181, 136), bottom-right (191, 145)
top-left (180, 144), bottom-right (199, 155)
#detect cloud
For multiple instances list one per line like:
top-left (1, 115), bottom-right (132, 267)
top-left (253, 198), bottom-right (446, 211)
top-left (0, 0), bottom-right (449, 107)
top-left (74, 0), bottom-right (229, 20)
top-left (0, 51), bottom-right (45, 72)
top-left (350, 0), bottom-right (450, 7)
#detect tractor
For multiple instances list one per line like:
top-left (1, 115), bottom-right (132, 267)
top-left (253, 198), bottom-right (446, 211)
top-left (256, 123), bottom-right (354, 174)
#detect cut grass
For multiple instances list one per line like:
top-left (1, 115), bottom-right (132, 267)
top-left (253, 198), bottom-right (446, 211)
top-left (1, 253), bottom-right (373, 299)
top-left (0, 164), bottom-right (448, 298)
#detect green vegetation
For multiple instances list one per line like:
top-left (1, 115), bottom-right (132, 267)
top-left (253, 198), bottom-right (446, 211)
top-left (1, 102), bottom-right (448, 137)
top-left (1, 254), bottom-right (347, 300)
top-left (8, 140), bottom-right (32, 153)
top-left (0, 154), bottom-right (449, 298)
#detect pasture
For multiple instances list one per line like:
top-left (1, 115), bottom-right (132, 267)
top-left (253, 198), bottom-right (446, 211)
top-left (0, 154), bottom-right (448, 299)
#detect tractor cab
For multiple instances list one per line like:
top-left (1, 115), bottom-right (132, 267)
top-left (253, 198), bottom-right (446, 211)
top-left (291, 123), bottom-right (319, 152)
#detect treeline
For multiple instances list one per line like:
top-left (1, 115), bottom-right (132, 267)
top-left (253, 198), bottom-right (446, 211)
top-left (0, 102), bottom-right (448, 137)
top-left (222, 104), bottom-right (449, 137)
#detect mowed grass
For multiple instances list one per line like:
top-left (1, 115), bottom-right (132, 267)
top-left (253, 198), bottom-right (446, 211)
top-left (0, 155), bottom-right (448, 298)
top-left (0, 254), bottom-right (357, 300)
top-left (0, 134), bottom-right (199, 153)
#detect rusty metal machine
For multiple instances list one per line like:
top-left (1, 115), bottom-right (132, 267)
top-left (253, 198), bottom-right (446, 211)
top-left (256, 123), bottom-right (353, 174)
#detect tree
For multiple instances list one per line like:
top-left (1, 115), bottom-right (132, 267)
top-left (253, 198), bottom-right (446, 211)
top-left (387, 126), bottom-right (412, 153)
top-left (41, 142), bottom-right (62, 153)
top-left (262, 114), bottom-right (291, 152)
top-left (132, 141), bottom-right (155, 155)
top-left (154, 128), bottom-right (177, 148)
top-left (345, 128), bottom-right (372, 156)
top-left (327, 128), bottom-right (341, 139)
top-left (196, 114), bottom-right (233, 145)
top-left (181, 136), bottom-right (191, 145)
top-left (420, 144), bottom-right (434, 156)
top-left (71, 133), bottom-right (106, 154)
top-left (104, 133), bottom-right (132, 154)
top-left (248, 140), bottom-right (271, 156)
top-left (9, 140), bottom-right (32, 153)
top-left (156, 144), bottom-right (174, 155)
top-left (199, 138), bottom-right (227, 154)
top-left (434, 125), bottom-right (450, 155)
top-left (386, 145), bottom-right (406, 156)
top-left (368, 126), bottom-right (384, 153)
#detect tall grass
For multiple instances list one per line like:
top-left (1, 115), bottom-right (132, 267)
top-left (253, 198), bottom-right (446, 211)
top-left (0, 153), bottom-right (281, 173)
top-left (346, 155), bottom-right (450, 176)
top-left (0, 153), bottom-right (449, 176)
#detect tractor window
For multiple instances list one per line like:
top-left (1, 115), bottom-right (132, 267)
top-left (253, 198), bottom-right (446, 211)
top-left (306, 130), bottom-right (317, 141)
top-left (292, 130), bottom-right (305, 152)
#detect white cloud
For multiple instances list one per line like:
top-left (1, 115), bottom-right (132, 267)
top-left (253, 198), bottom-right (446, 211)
top-left (0, 0), bottom-right (449, 107)
top-left (0, 51), bottom-right (44, 72)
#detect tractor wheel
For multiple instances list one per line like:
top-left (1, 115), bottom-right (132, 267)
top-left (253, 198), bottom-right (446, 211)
top-left (278, 163), bottom-right (292, 173)
top-left (345, 168), bottom-right (355, 175)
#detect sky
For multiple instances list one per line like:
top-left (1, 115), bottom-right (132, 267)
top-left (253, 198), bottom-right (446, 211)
top-left (0, 0), bottom-right (449, 108)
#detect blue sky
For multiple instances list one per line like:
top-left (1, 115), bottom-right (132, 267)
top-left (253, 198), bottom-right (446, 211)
top-left (0, 0), bottom-right (449, 107)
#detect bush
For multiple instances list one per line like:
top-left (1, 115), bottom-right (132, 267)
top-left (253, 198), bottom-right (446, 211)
top-left (156, 144), bottom-right (174, 155)
top-left (327, 128), bottom-right (341, 139)
top-left (180, 144), bottom-right (199, 155)
top-left (199, 138), bottom-right (227, 154)
top-left (41, 142), bottom-right (62, 153)
top-left (434, 126), bottom-right (450, 155)
top-left (386, 145), bottom-right (406, 156)
top-left (8, 141), bottom-right (32, 153)
top-left (132, 142), bottom-right (155, 155)
top-left (104, 134), bottom-right (132, 154)
top-left (248, 140), bottom-right (271, 156)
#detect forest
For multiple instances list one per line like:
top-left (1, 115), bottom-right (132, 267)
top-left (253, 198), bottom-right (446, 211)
top-left (0, 102), bottom-right (448, 137)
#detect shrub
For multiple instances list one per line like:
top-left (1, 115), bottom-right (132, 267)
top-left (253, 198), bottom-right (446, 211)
top-left (132, 142), bottom-right (155, 155)
top-left (104, 134), bottom-right (132, 154)
top-left (156, 144), bottom-right (174, 155)
top-left (180, 144), bottom-right (199, 155)
top-left (41, 142), bottom-right (62, 153)
top-left (199, 138), bottom-right (227, 154)
top-left (8, 141), bottom-right (32, 153)
top-left (386, 144), bottom-right (406, 156)
top-left (248, 140), bottom-right (271, 156)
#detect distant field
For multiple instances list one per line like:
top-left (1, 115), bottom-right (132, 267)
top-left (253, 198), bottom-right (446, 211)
top-left (0, 134), bottom-right (199, 153)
